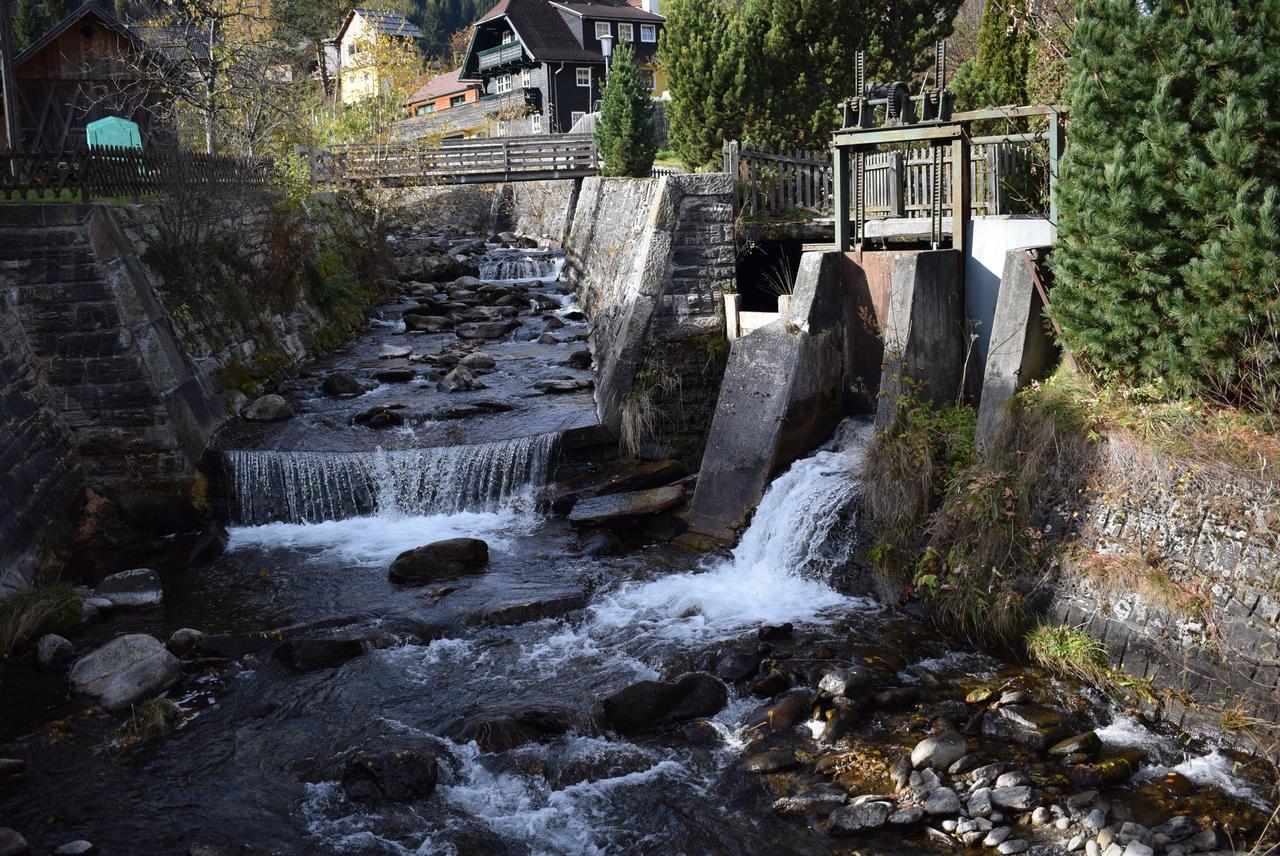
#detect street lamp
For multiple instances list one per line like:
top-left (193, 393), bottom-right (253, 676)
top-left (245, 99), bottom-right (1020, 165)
top-left (599, 32), bottom-right (613, 71)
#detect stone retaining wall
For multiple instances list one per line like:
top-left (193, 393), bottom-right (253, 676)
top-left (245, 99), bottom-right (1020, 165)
top-left (1042, 441), bottom-right (1280, 734)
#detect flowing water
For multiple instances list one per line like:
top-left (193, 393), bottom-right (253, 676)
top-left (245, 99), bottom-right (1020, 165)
top-left (0, 243), bottom-right (1270, 855)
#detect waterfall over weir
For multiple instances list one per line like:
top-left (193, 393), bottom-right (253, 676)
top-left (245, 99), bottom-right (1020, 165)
top-left (476, 254), bottom-right (564, 282)
top-left (224, 432), bottom-right (559, 525)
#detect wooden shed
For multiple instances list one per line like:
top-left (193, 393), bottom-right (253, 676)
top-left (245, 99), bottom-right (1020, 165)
top-left (1, 4), bottom-right (172, 150)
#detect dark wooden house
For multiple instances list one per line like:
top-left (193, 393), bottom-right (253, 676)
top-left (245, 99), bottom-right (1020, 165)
top-left (459, 0), bottom-right (665, 135)
top-left (1, 4), bottom-right (171, 150)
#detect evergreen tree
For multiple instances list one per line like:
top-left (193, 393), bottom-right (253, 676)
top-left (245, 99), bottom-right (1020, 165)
top-left (975, 0), bottom-right (1031, 105)
top-left (595, 43), bottom-right (657, 177)
top-left (43, 0), bottom-right (69, 25)
top-left (661, 0), bottom-right (740, 168)
top-left (1050, 0), bottom-right (1280, 411)
top-left (14, 0), bottom-right (44, 50)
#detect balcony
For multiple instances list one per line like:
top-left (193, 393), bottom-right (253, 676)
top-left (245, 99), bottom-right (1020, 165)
top-left (477, 43), bottom-right (524, 71)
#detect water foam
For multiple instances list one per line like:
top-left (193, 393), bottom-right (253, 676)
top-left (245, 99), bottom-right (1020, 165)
top-left (586, 422), bottom-right (876, 648)
top-left (476, 253), bottom-right (565, 282)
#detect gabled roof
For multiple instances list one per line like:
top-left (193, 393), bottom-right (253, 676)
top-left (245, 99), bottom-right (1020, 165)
top-left (336, 8), bottom-right (425, 42)
top-left (14, 4), bottom-right (149, 67)
top-left (403, 68), bottom-right (479, 105)
top-left (551, 0), bottom-right (664, 22)
top-left (475, 0), bottom-right (599, 63)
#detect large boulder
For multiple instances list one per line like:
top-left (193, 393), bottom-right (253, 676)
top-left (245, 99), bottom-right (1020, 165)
top-left (94, 568), bottom-right (163, 609)
top-left (568, 485), bottom-right (685, 528)
top-left (69, 634), bottom-right (181, 711)
top-left (403, 313), bottom-right (453, 333)
top-left (0, 828), bottom-right (29, 856)
top-left (911, 730), bottom-right (968, 770)
top-left (459, 352), bottom-right (496, 371)
top-left (36, 634), bottom-right (75, 670)
top-left (321, 371), bottom-right (366, 397)
top-left (437, 366), bottom-right (486, 393)
top-left (602, 672), bottom-right (727, 735)
top-left (341, 749), bottom-right (438, 801)
top-left (242, 394), bottom-right (292, 422)
top-left (389, 538), bottom-right (489, 583)
top-left (981, 705), bottom-right (1072, 750)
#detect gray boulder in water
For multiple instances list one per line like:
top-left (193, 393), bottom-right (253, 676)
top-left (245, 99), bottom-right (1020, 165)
top-left (321, 370), bottom-right (365, 397)
top-left (242, 394), bottom-right (292, 422)
top-left (69, 634), bottom-right (181, 711)
top-left (94, 568), bottom-right (163, 609)
top-left (389, 538), bottom-right (489, 583)
top-left (341, 748), bottom-right (438, 802)
top-left (436, 365), bottom-right (486, 393)
top-left (36, 634), bottom-right (75, 670)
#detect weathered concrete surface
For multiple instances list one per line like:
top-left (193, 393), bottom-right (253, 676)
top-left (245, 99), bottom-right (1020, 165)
top-left (964, 216), bottom-right (1054, 385)
top-left (685, 252), bottom-right (848, 541)
top-left (568, 174), bottom-right (734, 440)
top-left (975, 246), bottom-right (1057, 451)
top-left (874, 250), bottom-right (966, 429)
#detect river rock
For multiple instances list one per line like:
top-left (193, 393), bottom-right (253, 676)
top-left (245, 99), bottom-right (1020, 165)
top-left (404, 313), bottom-right (453, 333)
top-left (374, 366), bottom-right (415, 382)
top-left (567, 485), bottom-right (684, 528)
top-left (990, 785), bottom-right (1036, 810)
top-left (818, 663), bottom-right (873, 698)
top-left (36, 634), bottom-right (75, 670)
top-left (437, 365), bottom-right (485, 392)
top-left (94, 568), bottom-right (163, 609)
top-left (69, 634), bottom-right (181, 711)
top-left (353, 404), bottom-right (405, 429)
top-left (321, 370), bottom-right (365, 397)
top-left (564, 349), bottom-right (592, 370)
top-left (911, 730), bottom-right (967, 770)
top-left (755, 688), bottom-right (811, 730)
top-left (188, 523), bottom-right (228, 567)
top-left (1049, 730), bottom-right (1102, 757)
top-left (602, 672), bottom-right (727, 735)
top-left (52, 842), bottom-right (95, 855)
top-left (459, 352), bottom-right (496, 371)
top-left (0, 828), bottom-right (28, 856)
top-left (0, 759), bottom-right (27, 777)
top-left (1153, 816), bottom-right (1198, 841)
top-left (274, 638), bottom-right (364, 669)
top-left (341, 748), bottom-right (438, 802)
top-left (533, 378), bottom-right (592, 393)
top-left (166, 628), bottom-right (205, 658)
top-left (243, 394), bottom-right (292, 422)
top-left (924, 787), bottom-right (961, 815)
top-left (456, 321), bottom-right (517, 340)
top-left (773, 790), bottom-right (847, 817)
top-left (389, 538), bottom-right (489, 583)
top-left (743, 749), bottom-right (799, 773)
top-left (380, 343), bottom-right (413, 359)
top-left (543, 315), bottom-right (565, 330)
top-left (829, 801), bottom-right (892, 834)
top-left (981, 704), bottom-right (1071, 750)
top-left (889, 806), bottom-right (925, 825)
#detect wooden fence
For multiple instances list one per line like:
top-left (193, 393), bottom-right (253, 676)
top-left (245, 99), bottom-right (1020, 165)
top-left (324, 133), bottom-right (599, 186)
top-left (0, 146), bottom-right (276, 202)
top-left (723, 140), bottom-right (1030, 219)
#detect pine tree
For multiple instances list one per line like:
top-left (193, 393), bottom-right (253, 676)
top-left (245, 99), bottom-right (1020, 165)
top-left (974, 0), bottom-right (1031, 106)
top-left (14, 0), bottom-right (44, 51)
top-left (1050, 0), bottom-right (1280, 412)
top-left (595, 43), bottom-right (657, 177)
top-left (660, 0), bottom-right (740, 168)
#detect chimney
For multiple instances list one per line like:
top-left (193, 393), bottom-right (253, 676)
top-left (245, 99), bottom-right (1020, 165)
top-left (641, 0), bottom-right (659, 14)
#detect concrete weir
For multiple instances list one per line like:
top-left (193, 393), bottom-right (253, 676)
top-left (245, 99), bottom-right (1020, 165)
top-left (687, 247), bottom-right (972, 542)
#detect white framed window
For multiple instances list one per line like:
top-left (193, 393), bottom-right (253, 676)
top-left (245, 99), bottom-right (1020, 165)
top-left (640, 24), bottom-right (656, 42)
top-left (618, 23), bottom-right (633, 41)
top-left (521, 68), bottom-right (531, 87)
top-left (502, 30), bottom-right (515, 44)
top-left (530, 114), bottom-right (542, 133)
top-left (571, 111), bottom-right (585, 126)
top-left (575, 67), bottom-right (591, 87)
top-left (495, 74), bottom-right (512, 94)
top-left (594, 21), bottom-right (610, 40)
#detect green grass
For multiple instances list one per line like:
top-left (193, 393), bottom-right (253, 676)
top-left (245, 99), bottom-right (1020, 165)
top-left (115, 697), bottom-right (183, 746)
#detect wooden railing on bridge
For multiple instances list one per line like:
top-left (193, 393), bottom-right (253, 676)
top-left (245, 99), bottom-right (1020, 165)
top-left (0, 146), bottom-right (276, 202)
top-left (318, 133), bottom-right (600, 187)
top-left (722, 140), bottom-right (1029, 220)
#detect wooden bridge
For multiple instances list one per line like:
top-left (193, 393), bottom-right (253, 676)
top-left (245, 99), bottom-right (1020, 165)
top-left (304, 134), bottom-right (600, 187)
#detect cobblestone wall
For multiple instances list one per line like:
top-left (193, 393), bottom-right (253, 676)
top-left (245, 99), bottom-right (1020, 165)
top-left (1043, 438), bottom-right (1280, 733)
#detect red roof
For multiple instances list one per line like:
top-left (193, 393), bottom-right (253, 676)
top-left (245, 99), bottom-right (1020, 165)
top-left (404, 69), bottom-right (477, 105)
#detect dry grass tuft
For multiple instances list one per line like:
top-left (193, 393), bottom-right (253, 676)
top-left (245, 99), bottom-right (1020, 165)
top-left (1079, 549), bottom-right (1212, 619)
top-left (0, 583), bottom-right (81, 660)
top-left (115, 697), bottom-right (183, 747)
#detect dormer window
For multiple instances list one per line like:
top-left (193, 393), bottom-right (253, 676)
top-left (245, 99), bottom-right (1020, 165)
top-left (618, 23), bottom-right (633, 41)
top-left (594, 21), bottom-right (610, 40)
top-left (502, 30), bottom-right (515, 44)
top-left (640, 24), bottom-right (656, 42)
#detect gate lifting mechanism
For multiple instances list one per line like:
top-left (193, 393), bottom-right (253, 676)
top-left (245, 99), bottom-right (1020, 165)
top-left (830, 41), bottom-right (1067, 253)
